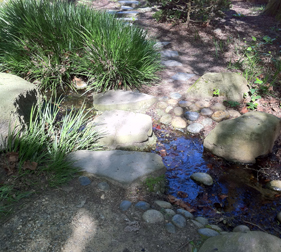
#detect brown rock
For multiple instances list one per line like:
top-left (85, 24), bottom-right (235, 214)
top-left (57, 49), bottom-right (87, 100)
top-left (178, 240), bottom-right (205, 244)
top-left (211, 111), bottom-right (230, 122)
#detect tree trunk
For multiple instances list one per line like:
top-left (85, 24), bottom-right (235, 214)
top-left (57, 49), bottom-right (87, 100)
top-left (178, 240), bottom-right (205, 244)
top-left (263, 0), bottom-right (281, 21)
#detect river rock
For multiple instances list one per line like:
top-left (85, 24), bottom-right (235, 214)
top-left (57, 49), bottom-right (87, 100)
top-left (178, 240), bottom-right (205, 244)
top-left (211, 103), bottom-right (226, 111)
top-left (199, 231), bottom-right (281, 252)
top-left (142, 210), bottom-right (164, 223)
top-left (135, 201), bottom-right (150, 211)
top-left (172, 214), bottom-right (186, 228)
top-left (165, 106), bottom-right (173, 113)
top-left (267, 180), bottom-right (281, 192)
top-left (189, 104), bottom-right (200, 112)
top-left (168, 99), bottom-right (178, 106)
top-left (177, 209), bottom-right (194, 219)
top-left (211, 110), bottom-right (230, 122)
top-left (277, 212), bottom-right (281, 222)
top-left (228, 109), bottom-right (241, 118)
top-left (171, 117), bottom-right (187, 128)
top-left (172, 72), bottom-right (195, 81)
top-left (195, 217), bottom-right (209, 226)
top-left (165, 222), bottom-right (176, 233)
top-left (79, 176), bottom-right (91, 186)
top-left (198, 228), bottom-right (220, 237)
top-left (201, 118), bottom-right (213, 127)
top-left (160, 114), bottom-right (172, 124)
top-left (191, 220), bottom-right (204, 228)
top-left (158, 101), bottom-right (168, 109)
top-left (201, 108), bottom-right (213, 116)
top-left (165, 209), bottom-right (176, 217)
top-left (161, 60), bottom-right (183, 67)
top-left (233, 225), bottom-right (250, 232)
top-left (155, 200), bottom-right (172, 209)
top-left (195, 101), bottom-right (210, 109)
top-left (98, 182), bottom-right (110, 191)
top-left (191, 173), bottom-right (213, 186)
top-left (184, 111), bottom-right (200, 121)
top-left (174, 107), bottom-right (184, 116)
top-left (203, 112), bottom-right (281, 163)
top-left (120, 200), bottom-right (132, 211)
top-left (187, 123), bottom-right (204, 134)
top-left (186, 72), bottom-right (249, 102)
top-left (161, 50), bottom-right (179, 58)
top-left (170, 92), bottom-right (182, 100)
top-left (178, 100), bottom-right (191, 107)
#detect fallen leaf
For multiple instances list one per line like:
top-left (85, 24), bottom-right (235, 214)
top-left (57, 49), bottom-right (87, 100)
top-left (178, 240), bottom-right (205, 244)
top-left (240, 106), bottom-right (248, 114)
top-left (159, 149), bottom-right (166, 157)
top-left (23, 161), bottom-right (38, 171)
top-left (168, 195), bottom-right (196, 212)
top-left (177, 191), bottom-right (188, 198)
top-left (7, 152), bottom-right (19, 163)
top-left (219, 194), bottom-right (228, 200)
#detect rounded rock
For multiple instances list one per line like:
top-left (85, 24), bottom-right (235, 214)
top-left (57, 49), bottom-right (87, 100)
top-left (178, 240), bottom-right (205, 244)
top-left (142, 209), bottom-right (164, 223)
top-left (211, 110), bottom-right (230, 122)
top-left (207, 224), bottom-right (223, 232)
top-left (120, 200), bottom-right (132, 212)
top-left (277, 212), bottom-right (281, 222)
top-left (195, 101), bottom-right (209, 109)
top-left (165, 222), bottom-right (176, 233)
top-left (233, 225), bottom-right (250, 233)
top-left (172, 214), bottom-right (186, 228)
top-left (184, 111), bottom-right (200, 121)
top-left (174, 107), bottom-right (184, 116)
top-left (155, 200), bottom-right (172, 209)
top-left (135, 201), bottom-right (150, 211)
top-left (191, 220), bottom-right (204, 228)
top-left (157, 101), bottom-right (168, 109)
top-left (98, 181), bottom-right (110, 191)
top-left (201, 118), bottom-right (213, 127)
top-left (168, 99), bottom-right (178, 106)
top-left (170, 92), bottom-right (182, 100)
top-left (191, 173), bottom-right (213, 186)
top-left (177, 209), bottom-right (194, 219)
top-left (228, 109), bottom-right (241, 118)
top-left (267, 180), bottom-right (281, 192)
top-left (165, 105), bottom-right (173, 113)
top-left (160, 114), bottom-right (172, 124)
top-left (195, 216), bottom-right (209, 226)
top-left (211, 103), bottom-right (226, 111)
top-left (178, 100), bottom-right (191, 108)
top-left (201, 108), bottom-right (213, 116)
top-left (189, 104), bottom-right (200, 112)
top-left (171, 117), bottom-right (187, 128)
top-left (187, 123), bottom-right (204, 134)
top-left (198, 228), bottom-right (220, 237)
top-left (158, 96), bottom-right (169, 102)
top-left (165, 209), bottom-right (176, 217)
top-left (78, 176), bottom-right (91, 186)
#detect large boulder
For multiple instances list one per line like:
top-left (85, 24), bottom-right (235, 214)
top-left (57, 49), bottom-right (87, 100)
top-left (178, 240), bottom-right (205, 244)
top-left (186, 72), bottom-right (249, 102)
top-left (199, 231), bottom-right (281, 252)
top-left (0, 73), bottom-right (40, 149)
top-left (203, 112), bottom-right (281, 163)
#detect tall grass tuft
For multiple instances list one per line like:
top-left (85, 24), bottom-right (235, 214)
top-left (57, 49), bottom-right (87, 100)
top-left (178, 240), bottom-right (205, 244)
top-left (0, 0), bottom-right (161, 92)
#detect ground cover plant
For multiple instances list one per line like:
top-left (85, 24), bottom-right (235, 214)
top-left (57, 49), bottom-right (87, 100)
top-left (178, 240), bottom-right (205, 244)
top-left (0, 0), bottom-right (162, 92)
top-left (0, 97), bottom-right (102, 217)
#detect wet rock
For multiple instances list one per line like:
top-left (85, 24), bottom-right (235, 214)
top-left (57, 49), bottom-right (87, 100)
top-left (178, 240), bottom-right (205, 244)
top-left (277, 212), bottom-right (281, 222)
top-left (195, 217), bottom-right (209, 226)
top-left (160, 114), bottom-right (172, 124)
top-left (78, 176), bottom-right (91, 186)
top-left (211, 103), bottom-right (226, 111)
top-left (201, 118), bottom-right (213, 127)
top-left (178, 100), bottom-right (191, 107)
top-left (184, 111), bottom-right (200, 121)
top-left (233, 225), bottom-right (250, 233)
top-left (186, 72), bottom-right (249, 103)
top-left (204, 112), bottom-right (281, 163)
top-left (177, 209), bottom-right (194, 219)
top-left (155, 200), bottom-right (172, 209)
top-left (207, 224), bottom-right (223, 232)
top-left (135, 201), bottom-right (150, 211)
top-left (267, 180), bottom-right (281, 192)
top-left (165, 106), bottom-right (173, 113)
top-left (228, 109), bottom-right (241, 118)
top-left (199, 231), bottom-right (281, 252)
top-left (120, 200), bottom-right (132, 211)
top-left (191, 173), bottom-right (213, 186)
top-left (165, 222), bottom-right (176, 233)
top-left (201, 108), bottom-right (213, 116)
top-left (187, 123), bottom-right (204, 134)
top-left (171, 72), bottom-right (195, 81)
top-left (172, 214), bottom-right (186, 228)
top-left (142, 210), bottom-right (164, 223)
top-left (161, 60), bottom-right (183, 67)
top-left (157, 101), bottom-right (168, 109)
top-left (98, 182), bottom-right (110, 191)
top-left (211, 110), bottom-right (230, 122)
top-left (171, 117), bottom-right (187, 128)
top-left (198, 228), bottom-right (220, 237)
top-left (168, 99), bottom-right (178, 106)
top-left (174, 107), bottom-right (184, 116)
top-left (170, 92), bottom-right (182, 100)
top-left (161, 50), bottom-right (179, 58)
top-left (165, 209), bottom-right (176, 217)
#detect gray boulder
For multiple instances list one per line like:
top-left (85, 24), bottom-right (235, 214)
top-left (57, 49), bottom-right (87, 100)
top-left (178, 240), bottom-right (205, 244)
top-left (0, 73), bottom-right (40, 149)
top-left (203, 112), bottom-right (281, 163)
top-left (186, 72), bottom-right (249, 102)
top-left (198, 231), bottom-right (281, 252)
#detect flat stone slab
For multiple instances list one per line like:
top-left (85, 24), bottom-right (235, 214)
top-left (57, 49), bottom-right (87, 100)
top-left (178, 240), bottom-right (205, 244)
top-left (0, 73), bottom-right (40, 149)
top-left (93, 110), bottom-right (152, 147)
top-left (118, 1), bottom-right (139, 8)
top-left (68, 150), bottom-right (166, 188)
top-left (93, 90), bottom-right (157, 112)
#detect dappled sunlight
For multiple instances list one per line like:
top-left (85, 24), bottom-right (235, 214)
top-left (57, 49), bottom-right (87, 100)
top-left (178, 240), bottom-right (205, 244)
top-left (62, 209), bottom-right (97, 252)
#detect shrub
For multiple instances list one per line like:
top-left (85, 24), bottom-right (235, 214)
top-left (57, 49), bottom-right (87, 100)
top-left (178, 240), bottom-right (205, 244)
top-left (147, 0), bottom-right (231, 26)
top-left (0, 0), bottom-right (161, 92)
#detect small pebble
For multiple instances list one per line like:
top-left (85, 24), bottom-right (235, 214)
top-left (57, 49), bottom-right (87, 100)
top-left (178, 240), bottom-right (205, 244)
top-left (120, 200), bottom-right (132, 212)
top-left (233, 225), bottom-right (250, 233)
top-left (78, 176), bottom-right (91, 186)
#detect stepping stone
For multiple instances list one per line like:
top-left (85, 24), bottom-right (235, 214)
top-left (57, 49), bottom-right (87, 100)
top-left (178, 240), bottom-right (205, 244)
top-left (161, 60), bottom-right (183, 67)
top-left (121, 6), bottom-right (134, 10)
top-left (143, 210), bottom-right (164, 223)
top-left (116, 17), bottom-right (138, 22)
top-left (107, 10), bottom-right (119, 15)
top-left (137, 7), bottom-right (153, 13)
top-left (161, 50), bottom-right (179, 58)
top-left (93, 110), bottom-right (153, 147)
top-left (171, 73), bottom-right (195, 81)
top-left (153, 41), bottom-right (171, 50)
top-left (68, 150), bottom-right (166, 188)
top-left (116, 11), bottom-right (139, 18)
top-left (118, 1), bottom-right (139, 8)
top-left (93, 90), bottom-right (157, 112)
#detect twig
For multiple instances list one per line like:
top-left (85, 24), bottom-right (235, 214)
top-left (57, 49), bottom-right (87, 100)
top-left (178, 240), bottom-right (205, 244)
top-left (176, 241), bottom-right (190, 252)
top-left (242, 220), bottom-right (266, 232)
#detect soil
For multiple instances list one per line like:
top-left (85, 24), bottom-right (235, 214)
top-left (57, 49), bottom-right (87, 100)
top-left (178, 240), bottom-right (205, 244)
top-left (1, 1), bottom-right (281, 251)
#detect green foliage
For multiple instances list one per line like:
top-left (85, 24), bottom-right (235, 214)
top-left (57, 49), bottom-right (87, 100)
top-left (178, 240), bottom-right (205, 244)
top-left (213, 88), bottom-right (220, 96)
top-left (224, 100), bottom-right (240, 108)
top-left (147, 0), bottom-right (231, 25)
top-left (144, 175), bottom-right (165, 192)
top-left (0, 0), bottom-right (161, 92)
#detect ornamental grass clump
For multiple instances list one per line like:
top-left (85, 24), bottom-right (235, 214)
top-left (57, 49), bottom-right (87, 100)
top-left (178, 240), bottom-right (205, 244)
top-left (0, 0), bottom-right (161, 92)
